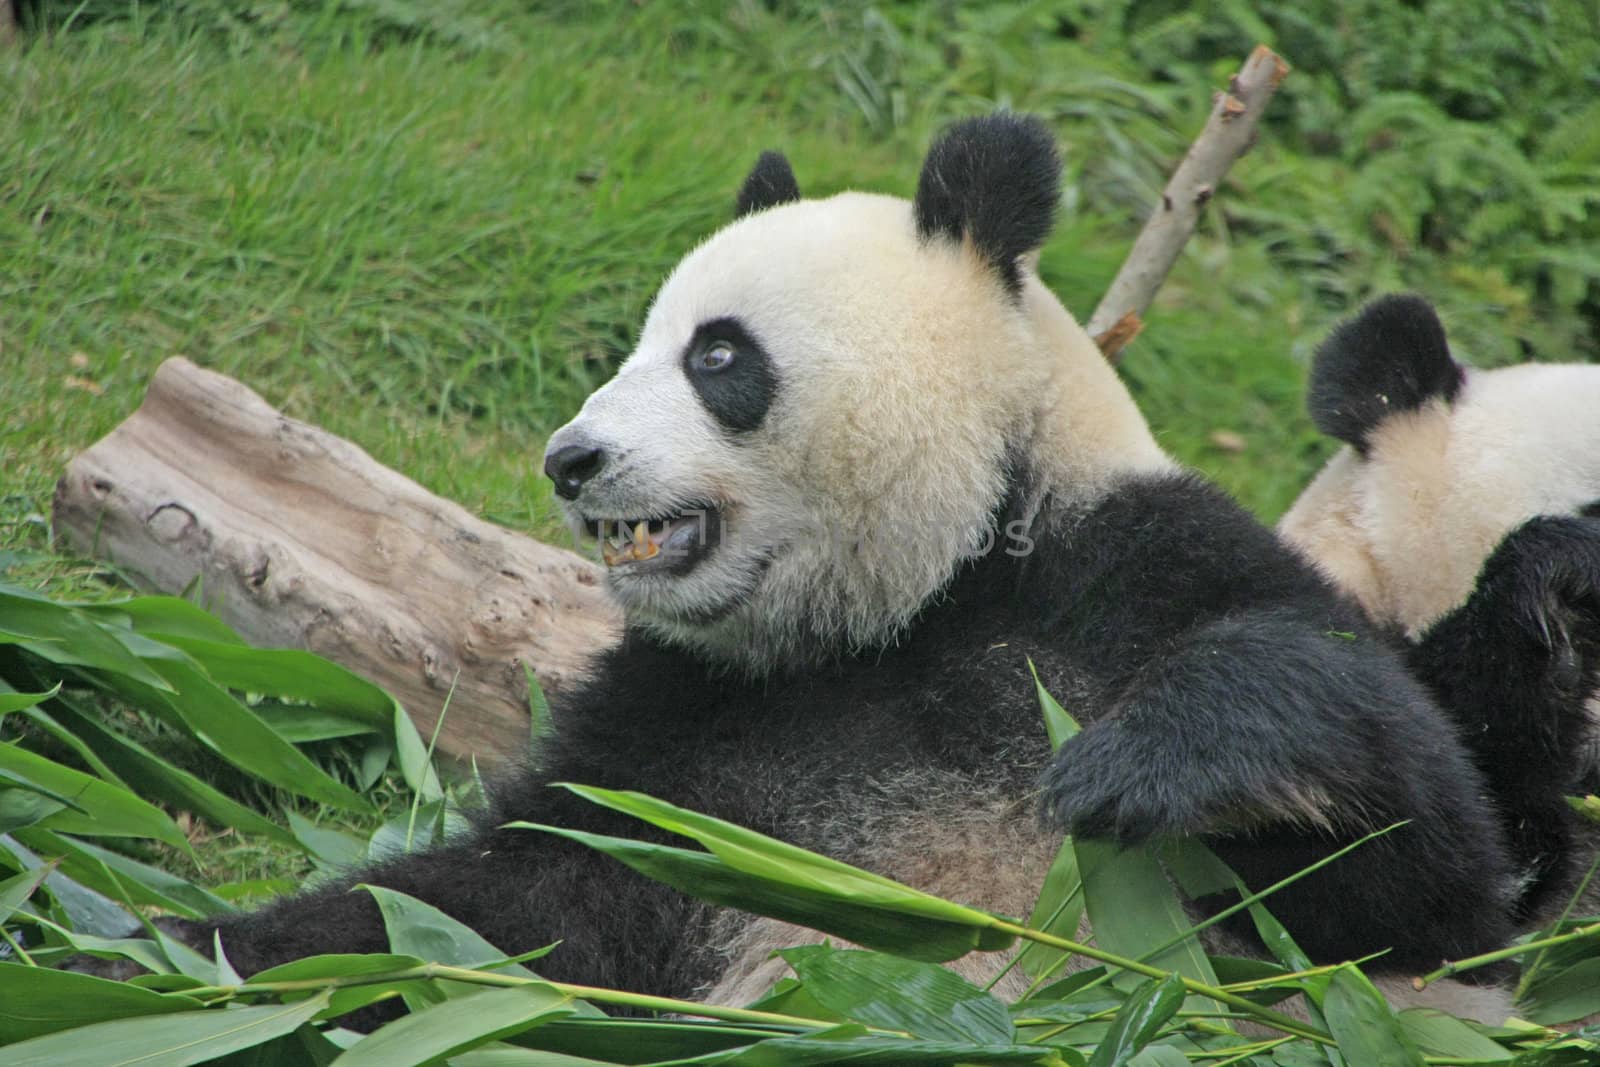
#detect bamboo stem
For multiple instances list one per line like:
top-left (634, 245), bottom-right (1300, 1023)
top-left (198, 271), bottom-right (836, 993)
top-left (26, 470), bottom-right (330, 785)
top-left (1087, 45), bottom-right (1290, 362)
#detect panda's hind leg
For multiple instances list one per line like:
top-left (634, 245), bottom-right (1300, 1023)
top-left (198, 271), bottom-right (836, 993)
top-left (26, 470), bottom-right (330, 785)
top-left (1407, 514), bottom-right (1600, 916)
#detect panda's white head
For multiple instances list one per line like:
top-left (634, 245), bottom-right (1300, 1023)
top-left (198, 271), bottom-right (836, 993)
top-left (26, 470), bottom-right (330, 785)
top-left (1280, 294), bottom-right (1600, 636)
top-left (543, 115), bottom-right (1168, 671)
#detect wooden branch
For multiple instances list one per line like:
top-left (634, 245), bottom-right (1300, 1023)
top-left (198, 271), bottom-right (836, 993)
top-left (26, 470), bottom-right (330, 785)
top-left (1088, 45), bottom-right (1290, 362)
top-left (52, 358), bottom-right (622, 766)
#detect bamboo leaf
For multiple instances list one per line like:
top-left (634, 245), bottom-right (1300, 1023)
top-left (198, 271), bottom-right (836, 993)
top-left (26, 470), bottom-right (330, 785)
top-left (0, 744), bottom-right (190, 852)
top-left (1395, 1009), bottom-right (1511, 1061)
top-left (544, 785), bottom-right (1014, 944)
top-left (1086, 974), bottom-right (1185, 1067)
top-left (108, 660), bottom-right (374, 814)
top-left (363, 884), bottom-right (542, 976)
top-left (0, 990), bottom-right (332, 1067)
top-left (329, 983), bottom-right (576, 1067)
top-left (778, 945), bottom-right (1015, 1044)
top-left (0, 966), bottom-right (203, 1044)
top-left (1076, 840), bottom-right (1218, 989)
top-left (0, 682), bottom-right (60, 715)
top-left (1322, 967), bottom-right (1425, 1067)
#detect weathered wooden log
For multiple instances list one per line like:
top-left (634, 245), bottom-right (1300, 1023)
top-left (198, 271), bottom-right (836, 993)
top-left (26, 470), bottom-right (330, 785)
top-left (52, 357), bottom-right (622, 765)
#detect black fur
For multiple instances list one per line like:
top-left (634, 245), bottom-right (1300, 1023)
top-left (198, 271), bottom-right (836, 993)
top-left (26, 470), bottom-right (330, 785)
top-left (682, 317), bottom-right (780, 434)
top-left (161, 467), bottom-right (1520, 1015)
top-left (734, 151), bottom-right (801, 218)
top-left (1308, 294), bottom-right (1464, 453)
top-left (1404, 515), bottom-right (1600, 918)
top-left (913, 114), bottom-right (1060, 295)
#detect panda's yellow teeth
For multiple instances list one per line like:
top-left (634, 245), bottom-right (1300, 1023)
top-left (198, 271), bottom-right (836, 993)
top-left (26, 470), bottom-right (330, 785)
top-left (600, 520), bottom-right (665, 566)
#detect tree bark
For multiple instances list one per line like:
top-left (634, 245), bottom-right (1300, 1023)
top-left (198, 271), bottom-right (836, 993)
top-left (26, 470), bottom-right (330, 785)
top-left (52, 357), bottom-right (621, 766)
top-left (1088, 45), bottom-right (1290, 362)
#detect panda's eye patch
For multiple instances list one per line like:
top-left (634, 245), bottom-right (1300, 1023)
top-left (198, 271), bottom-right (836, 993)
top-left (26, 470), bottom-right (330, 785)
top-left (696, 342), bottom-right (736, 373)
top-left (682, 317), bottom-right (779, 435)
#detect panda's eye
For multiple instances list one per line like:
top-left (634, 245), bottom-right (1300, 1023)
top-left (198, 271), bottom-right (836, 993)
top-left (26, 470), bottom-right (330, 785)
top-left (697, 342), bottom-right (736, 373)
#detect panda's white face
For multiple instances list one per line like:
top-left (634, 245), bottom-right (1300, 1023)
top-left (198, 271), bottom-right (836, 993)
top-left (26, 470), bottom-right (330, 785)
top-left (544, 183), bottom-right (1167, 670)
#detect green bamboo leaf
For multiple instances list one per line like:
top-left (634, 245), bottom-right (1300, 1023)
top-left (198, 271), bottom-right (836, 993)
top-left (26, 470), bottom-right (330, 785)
top-left (1395, 1008), bottom-right (1511, 1061)
top-left (642, 1030), bottom-right (1060, 1066)
top-left (14, 828), bottom-right (232, 918)
top-left (41, 696), bottom-right (299, 848)
top-left (1028, 659), bottom-right (1081, 751)
top-left (1015, 838), bottom-right (1084, 982)
top-left (1086, 974), bottom-right (1185, 1067)
top-left (110, 659), bottom-right (374, 813)
top-left (359, 883), bottom-right (595, 1018)
top-left (250, 952), bottom-right (440, 1020)
top-left (0, 743), bottom-right (190, 852)
top-left (0, 990), bottom-right (333, 1067)
top-left (779, 945), bottom-right (1015, 1044)
top-left (0, 587), bottom-right (174, 692)
top-left (528, 823), bottom-right (1000, 963)
top-left (288, 811), bottom-right (369, 870)
top-left (363, 884), bottom-right (543, 976)
top-left (1076, 840), bottom-right (1218, 989)
top-left (449, 1049), bottom-right (620, 1067)
top-left (0, 965), bottom-right (202, 1043)
top-left (0, 863), bottom-right (53, 925)
top-left (148, 635), bottom-right (396, 731)
top-left (329, 983), bottom-right (576, 1067)
top-left (514, 1018), bottom-right (780, 1063)
top-left (1519, 957), bottom-right (1600, 1024)
top-left (1322, 967), bottom-right (1425, 1067)
top-left (544, 785), bottom-right (1014, 946)
top-left (77, 595), bottom-right (247, 645)
top-left (0, 681), bottom-right (60, 715)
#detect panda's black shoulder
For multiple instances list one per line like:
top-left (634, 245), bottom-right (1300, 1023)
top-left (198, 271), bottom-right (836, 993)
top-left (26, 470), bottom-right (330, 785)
top-left (1307, 294), bottom-right (1464, 453)
top-left (1006, 470), bottom-right (1360, 641)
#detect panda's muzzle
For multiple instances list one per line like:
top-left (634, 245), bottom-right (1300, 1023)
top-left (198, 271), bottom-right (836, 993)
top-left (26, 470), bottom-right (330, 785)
top-left (585, 506), bottom-right (723, 574)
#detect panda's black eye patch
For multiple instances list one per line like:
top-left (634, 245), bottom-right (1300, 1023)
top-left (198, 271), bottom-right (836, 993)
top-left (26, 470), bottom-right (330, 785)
top-left (682, 317), bottom-right (779, 435)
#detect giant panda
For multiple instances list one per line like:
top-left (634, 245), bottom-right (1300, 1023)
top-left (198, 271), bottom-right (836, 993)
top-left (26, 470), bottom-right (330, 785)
top-left (1278, 294), bottom-right (1600, 915)
top-left (146, 117), bottom-right (1540, 1021)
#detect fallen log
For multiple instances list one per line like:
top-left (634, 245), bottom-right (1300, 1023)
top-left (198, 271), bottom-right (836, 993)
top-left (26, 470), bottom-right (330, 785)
top-left (52, 357), bottom-right (621, 765)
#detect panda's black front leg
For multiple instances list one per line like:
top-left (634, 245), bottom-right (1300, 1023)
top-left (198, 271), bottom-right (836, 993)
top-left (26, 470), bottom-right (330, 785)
top-left (1041, 607), bottom-right (1517, 966)
top-left (1044, 608), bottom-right (1397, 842)
top-left (1406, 514), bottom-right (1600, 913)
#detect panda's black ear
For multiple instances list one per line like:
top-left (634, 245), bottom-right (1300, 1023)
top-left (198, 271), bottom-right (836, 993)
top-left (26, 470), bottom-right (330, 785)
top-left (913, 113), bottom-right (1061, 296)
top-left (735, 151), bottom-right (801, 218)
top-left (1307, 294), bottom-right (1464, 454)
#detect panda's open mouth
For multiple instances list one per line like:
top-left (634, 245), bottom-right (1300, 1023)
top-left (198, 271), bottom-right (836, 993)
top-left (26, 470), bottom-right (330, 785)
top-left (583, 505), bottom-right (723, 575)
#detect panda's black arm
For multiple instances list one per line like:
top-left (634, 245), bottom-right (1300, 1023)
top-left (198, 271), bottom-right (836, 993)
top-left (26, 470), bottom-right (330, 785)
top-left (1408, 514), bottom-right (1600, 791)
top-left (161, 793), bottom-right (717, 993)
top-left (1404, 514), bottom-right (1600, 911)
top-left (1031, 472), bottom-right (1516, 965)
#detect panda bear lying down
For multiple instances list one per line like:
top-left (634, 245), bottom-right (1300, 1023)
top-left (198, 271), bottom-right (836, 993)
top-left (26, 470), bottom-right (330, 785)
top-left (154, 114), bottom-right (1600, 1015)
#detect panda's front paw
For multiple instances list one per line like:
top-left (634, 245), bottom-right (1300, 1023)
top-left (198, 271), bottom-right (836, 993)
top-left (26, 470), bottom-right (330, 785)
top-left (1489, 517), bottom-right (1600, 679)
top-left (1040, 726), bottom-right (1183, 843)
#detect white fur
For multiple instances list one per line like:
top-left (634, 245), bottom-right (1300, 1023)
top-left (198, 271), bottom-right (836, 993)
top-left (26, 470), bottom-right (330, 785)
top-left (546, 191), bottom-right (1170, 672)
top-left (1281, 361), bottom-right (1600, 638)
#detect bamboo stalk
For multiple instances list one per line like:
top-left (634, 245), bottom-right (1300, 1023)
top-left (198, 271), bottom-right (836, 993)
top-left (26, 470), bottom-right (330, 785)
top-left (1088, 45), bottom-right (1290, 362)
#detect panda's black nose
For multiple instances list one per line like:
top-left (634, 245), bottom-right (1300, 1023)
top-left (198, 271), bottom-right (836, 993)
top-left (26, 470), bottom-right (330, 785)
top-left (544, 444), bottom-right (607, 501)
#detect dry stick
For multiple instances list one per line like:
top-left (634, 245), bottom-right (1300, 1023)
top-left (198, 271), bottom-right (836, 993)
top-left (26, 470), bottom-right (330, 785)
top-left (1087, 45), bottom-right (1291, 363)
